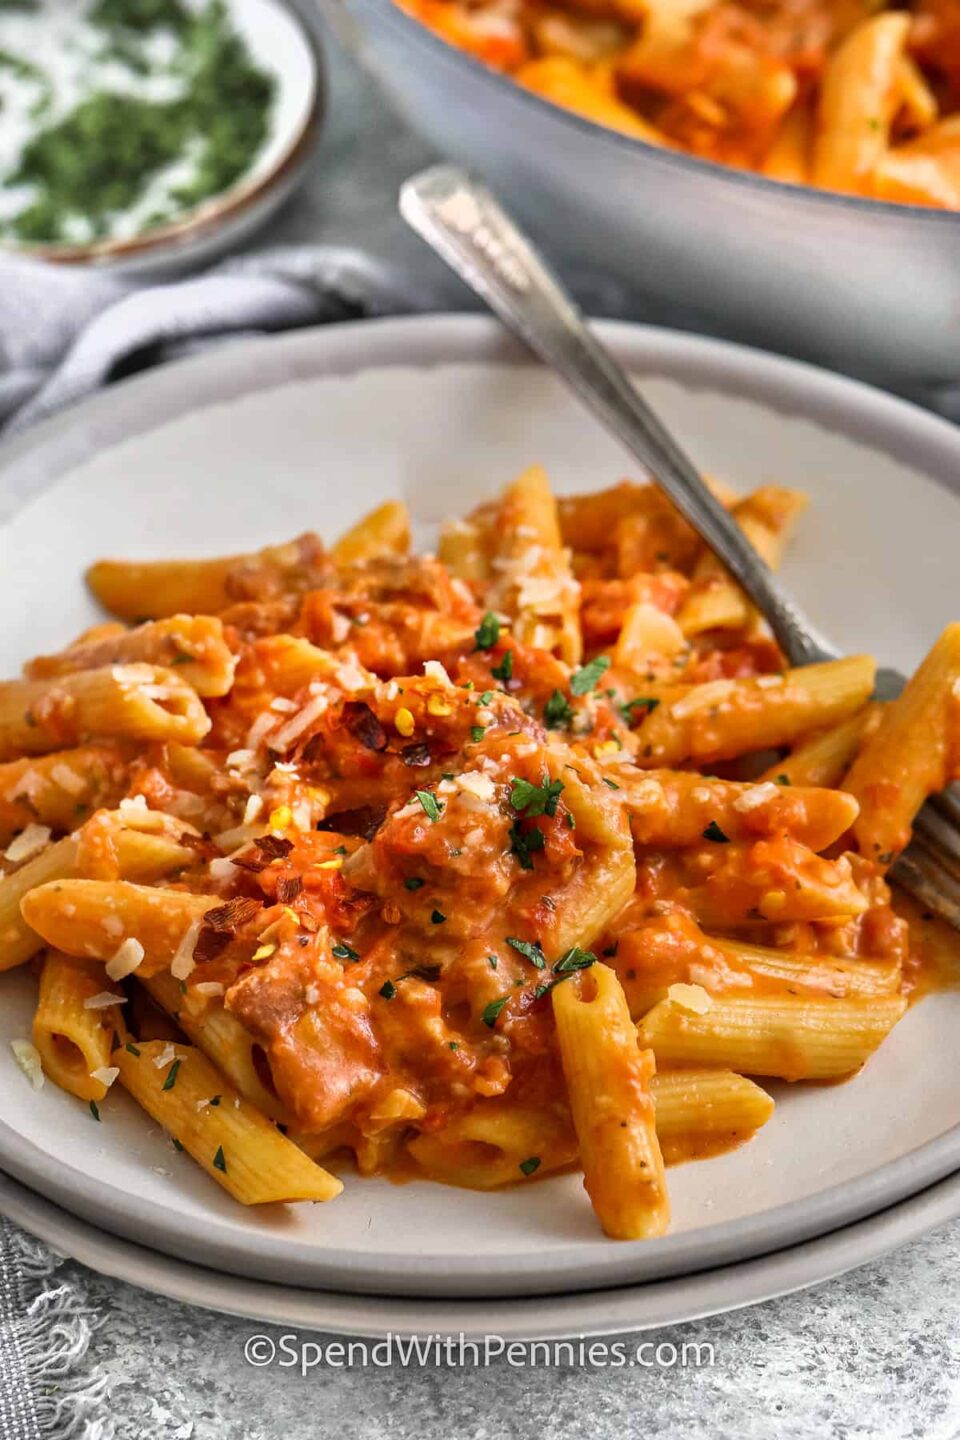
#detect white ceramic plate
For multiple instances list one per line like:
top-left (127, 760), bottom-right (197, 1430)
top-left (2, 317), bottom-right (960, 1301)
top-left (5, 1163), bottom-right (960, 1338)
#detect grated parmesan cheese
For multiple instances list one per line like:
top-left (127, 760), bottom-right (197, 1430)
top-left (11, 1038), bottom-right (43, 1090)
top-left (670, 680), bottom-right (735, 720)
top-left (90, 1066), bottom-right (119, 1088)
top-left (243, 794), bottom-right (264, 826)
top-left (4, 824), bottom-right (51, 864)
top-left (49, 763), bottom-right (85, 796)
top-left (152, 1042), bottom-right (177, 1070)
top-left (423, 660), bottom-right (453, 687)
top-left (106, 937), bottom-right (145, 981)
top-left (170, 918), bottom-right (202, 981)
top-left (272, 691), bottom-right (330, 752)
top-left (83, 991), bottom-right (126, 1010)
top-left (192, 981), bottom-right (224, 998)
top-left (209, 857), bottom-right (238, 882)
top-left (667, 983), bottom-right (713, 1015)
top-left (733, 782), bottom-right (781, 813)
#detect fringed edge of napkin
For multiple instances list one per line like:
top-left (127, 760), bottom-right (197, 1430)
top-left (1, 1219), bottom-right (113, 1440)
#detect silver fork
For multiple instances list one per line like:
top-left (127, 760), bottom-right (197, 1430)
top-left (400, 163), bottom-right (960, 929)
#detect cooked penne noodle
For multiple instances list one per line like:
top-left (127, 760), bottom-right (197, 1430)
top-left (113, 1040), bottom-right (342, 1204)
top-left (145, 971), bottom-right (291, 1123)
top-left (87, 533), bottom-right (328, 621)
top-left (553, 963), bottom-right (669, 1240)
top-left (636, 990), bottom-right (907, 1081)
top-left (0, 664), bottom-right (210, 759)
top-left (331, 501), bottom-right (411, 566)
top-left (812, 13), bottom-right (910, 197)
top-left (487, 465), bottom-right (582, 664)
top-left (26, 616), bottom-right (236, 699)
top-left (845, 624), bottom-right (960, 865)
top-left (20, 881), bottom-right (221, 978)
top-left (408, 1097), bottom-right (577, 1188)
top-left (635, 657), bottom-right (876, 767)
top-left (437, 518), bottom-right (491, 581)
top-left (613, 916), bottom-right (902, 1016)
top-left (676, 486), bottom-right (807, 637)
top-left (621, 771), bottom-right (858, 852)
top-left (0, 744), bottom-right (128, 845)
top-left (650, 1068), bottom-right (774, 1141)
top-left (757, 706), bottom-right (878, 790)
top-left (32, 952), bottom-right (124, 1102)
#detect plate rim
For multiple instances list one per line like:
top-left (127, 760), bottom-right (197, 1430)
top-left (4, 1162), bottom-right (960, 1339)
top-left (3, 313), bottom-right (960, 1298)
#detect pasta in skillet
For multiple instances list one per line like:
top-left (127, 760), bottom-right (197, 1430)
top-left (4, 462), bottom-right (958, 1239)
top-left (395, 0), bottom-right (960, 209)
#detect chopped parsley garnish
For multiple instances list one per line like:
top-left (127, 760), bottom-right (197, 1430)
top-left (702, 820), bottom-right (730, 844)
top-left (470, 725), bottom-right (486, 744)
top-left (125, 1041), bottom-right (141, 1057)
top-left (415, 790), bottom-right (442, 822)
top-left (478, 690), bottom-right (494, 705)
top-left (333, 844), bottom-right (349, 855)
top-left (213, 1146), bottom-right (227, 1173)
top-left (519, 1156), bottom-right (541, 1176)
top-left (553, 946), bottom-right (597, 974)
top-left (172, 1137), bottom-right (184, 1152)
top-left (448, 1041), bottom-right (460, 1051)
top-left (506, 936), bottom-right (546, 969)
top-left (775, 774), bottom-right (791, 786)
top-left (379, 980), bottom-right (397, 1000)
top-left (431, 909), bottom-right (447, 925)
top-left (602, 777), bottom-right (620, 790)
top-left (510, 774), bottom-right (564, 818)
top-left (474, 612), bottom-right (501, 650)
top-left (162, 1058), bottom-right (181, 1091)
top-left (404, 877), bottom-right (425, 891)
top-left (509, 819), bottom-right (545, 871)
top-left (491, 649), bottom-right (514, 683)
top-left (488, 954), bottom-right (498, 969)
top-left (543, 689), bottom-right (574, 729)
top-left (89, 1099), bottom-right (100, 1122)
top-left (570, 655), bottom-right (610, 696)
top-left (565, 811), bottom-right (576, 829)
top-left (332, 942), bottom-right (360, 961)
top-left (620, 696), bottom-right (660, 725)
top-left (482, 995), bottom-right (509, 1027)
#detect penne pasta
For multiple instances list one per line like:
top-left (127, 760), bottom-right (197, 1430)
top-left (0, 665), bottom-right (210, 759)
top-left (32, 951), bottom-right (125, 1102)
top-left (20, 881), bottom-right (222, 978)
top-left (26, 616), bottom-right (236, 699)
top-left (636, 990), bottom-right (907, 1081)
top-left (553, 963), bottom-right (669, 1239)
top-left (331, 501), bottom-right (411, 566)
top-left (0, 743), bottom-right (128, 845)
top-left (113, 1040), bottom-right (342, 1204)
top-left (634, 657), bottom-right (876, 767)
top-left (844, 625), bottom-right (960, 865)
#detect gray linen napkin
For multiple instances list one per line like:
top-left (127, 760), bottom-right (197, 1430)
top-left (0, 244), bottom-right (432, 436)
top-left (0, 1219), bottom-right (112, 1440)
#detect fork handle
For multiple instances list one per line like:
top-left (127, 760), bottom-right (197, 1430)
top-left (401, 165), bottom-right (838, 669)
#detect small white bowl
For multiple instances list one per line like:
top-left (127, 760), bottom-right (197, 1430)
top-left (1, 0), bottom-right (324, 276)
